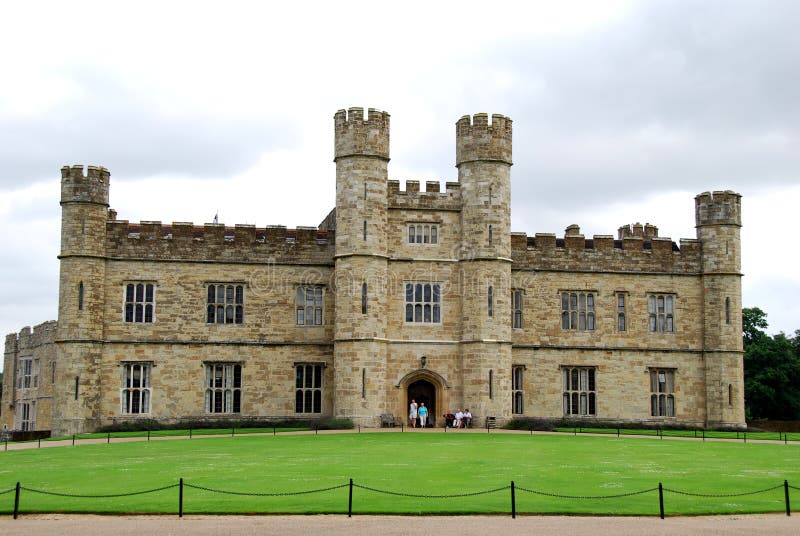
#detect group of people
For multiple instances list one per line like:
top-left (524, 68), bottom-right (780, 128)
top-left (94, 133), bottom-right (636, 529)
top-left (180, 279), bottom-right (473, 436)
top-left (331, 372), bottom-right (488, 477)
top-left (446, 408), bottom-right (472, 429)
top-left (408, 399), bottom-right (473, 429)
top-left (408, 399), bottom-right (428, 428)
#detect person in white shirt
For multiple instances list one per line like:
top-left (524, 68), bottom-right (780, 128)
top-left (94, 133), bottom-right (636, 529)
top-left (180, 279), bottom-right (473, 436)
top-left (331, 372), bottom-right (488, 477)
top-left (462, 408), bottom-right (473, 428)
top-left (454, 409), bottom-right (464, 429)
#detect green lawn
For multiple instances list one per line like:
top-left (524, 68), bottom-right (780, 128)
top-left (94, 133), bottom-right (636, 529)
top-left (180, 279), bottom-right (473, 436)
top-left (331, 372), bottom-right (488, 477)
top-left (1, 432), bottom-right (798, 516)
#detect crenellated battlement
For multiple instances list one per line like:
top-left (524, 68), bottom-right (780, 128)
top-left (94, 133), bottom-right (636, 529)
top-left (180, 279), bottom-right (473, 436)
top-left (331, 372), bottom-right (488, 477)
top-left (10, 321), bottom-right (58, 352)
top-left (695, 190), bottom-right (742, 227)
top-left (104, 219), bottom-right (335, 264)
top-left (511, 227), bottom-right (700, 273)
top-left (618, 222), bottom-right (659, 239)
top-left (60, 164), bottom-right (110, 205)
top-left (455, 113), bottom-right (513, 166)
top-left (334, 107), bottom-right (390, 161)
top-left (386, 179), bottom-right (462, 211)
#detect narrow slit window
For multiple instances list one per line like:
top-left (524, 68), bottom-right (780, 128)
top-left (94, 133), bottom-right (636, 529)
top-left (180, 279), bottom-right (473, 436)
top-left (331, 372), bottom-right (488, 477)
top-left (363, 220), bottom-right (367, 241)
top-left (488, 286), bottom-right (494, 317)
top-left (725, 297), bottom-right (731, 325)
top-left (361, 282), bottom-right (368, 314)
top-left (488, 224), bottom-right (493, 245)
top-left (78, 282), bottom-right (84, 311)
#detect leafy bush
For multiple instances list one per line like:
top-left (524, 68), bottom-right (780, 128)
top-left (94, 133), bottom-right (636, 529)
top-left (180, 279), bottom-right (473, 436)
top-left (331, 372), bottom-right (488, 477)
top-left (96, 417), bottom-right (353, 433)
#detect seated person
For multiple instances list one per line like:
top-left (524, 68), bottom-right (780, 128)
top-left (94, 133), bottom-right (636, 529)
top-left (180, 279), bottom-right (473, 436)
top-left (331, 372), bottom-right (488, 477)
top-left (443, 413), bottom-right (455, 428)
top-left (454, 409), bottom-right (464, 429)
top-left (462, 408), bottom-right (473, 428)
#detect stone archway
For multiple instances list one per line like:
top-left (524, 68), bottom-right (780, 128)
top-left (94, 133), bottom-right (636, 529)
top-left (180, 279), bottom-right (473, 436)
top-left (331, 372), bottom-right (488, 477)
top-left (398, 369), bottom-right (448, 427)
top-left (408, 379), bottom-right (436, 427)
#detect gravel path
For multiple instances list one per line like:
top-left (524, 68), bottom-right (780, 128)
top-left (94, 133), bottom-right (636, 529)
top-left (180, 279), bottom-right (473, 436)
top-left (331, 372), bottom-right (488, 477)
top-left (1, 513), bottom-right (798, 535)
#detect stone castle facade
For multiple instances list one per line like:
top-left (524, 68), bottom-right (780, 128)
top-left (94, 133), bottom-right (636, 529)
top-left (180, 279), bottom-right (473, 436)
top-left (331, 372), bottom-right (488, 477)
top-left (2, 108), bottom-right (745, 435)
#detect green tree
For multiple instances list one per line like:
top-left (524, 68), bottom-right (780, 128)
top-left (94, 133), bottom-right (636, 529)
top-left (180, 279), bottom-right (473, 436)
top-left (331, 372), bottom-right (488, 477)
top-left (742, 307), bottom-right (768, 346)
top-left (742, 308), bottom-right (800, 420)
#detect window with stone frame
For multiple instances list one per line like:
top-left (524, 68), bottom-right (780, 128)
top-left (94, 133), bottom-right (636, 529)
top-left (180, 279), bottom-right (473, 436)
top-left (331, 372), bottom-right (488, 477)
top-left (205, 363), bottom-right (242, 414)
top-left (296, 285), bottom-right (324, 326)
top-left (488, 286), bottom-right (494, 317)
top-left (650, 369), bottom-right (675, 417)
top-left (512, 365), bottom-right (524, 414)
top-left (405, 282), bottom-right (442, 323)
top-left (562, 366), bottom-right (597, 416)
top-left (560, 291), bottom-right (596, 330)
top-left (33, 358), bottom-right (39, 388)
top-left (616, 292), bottom-right (627, 332)
top-left (18, 401), bottom-right (36, 431)
top-left (206, 284), bottom-right (244, 324)
top-left (295, 363), bottom-right (323, 414)
top-left (18, 358), bottom-right (32, 389)
top-left (408, 224), bottom-right (438, 245)
top-left (121, 362), bottom-right (151, 414)
top-left (124, 282), bottom-right (155, 323)
top-left (512, 289), bottom-right (524, 329)
top-left (648, 294), bottom-right (675, 332)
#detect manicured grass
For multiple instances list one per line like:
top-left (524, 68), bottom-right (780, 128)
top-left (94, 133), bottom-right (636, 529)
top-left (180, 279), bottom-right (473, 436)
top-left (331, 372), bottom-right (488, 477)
top-left (1, 432), bottom-right (798, 515)
top-left (35, 426), bottom-right (311, 442)
top-left (552, 427), bottom-right (800, 442)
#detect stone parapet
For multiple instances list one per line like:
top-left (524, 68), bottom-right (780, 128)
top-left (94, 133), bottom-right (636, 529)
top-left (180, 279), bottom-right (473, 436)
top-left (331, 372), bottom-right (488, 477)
top-left (104, 221), bottom-right (335, 264)
top-left (512, 231), bottom-right (701, 273)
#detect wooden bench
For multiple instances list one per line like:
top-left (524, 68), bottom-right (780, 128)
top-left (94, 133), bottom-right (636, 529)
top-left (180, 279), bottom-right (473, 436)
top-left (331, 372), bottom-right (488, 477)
top-left (380, 414), bottom-right (401, 427)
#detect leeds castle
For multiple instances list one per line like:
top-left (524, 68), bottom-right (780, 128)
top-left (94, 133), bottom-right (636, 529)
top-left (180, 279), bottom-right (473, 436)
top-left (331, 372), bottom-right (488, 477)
top-left (2, 108), bottom-right (745, 435)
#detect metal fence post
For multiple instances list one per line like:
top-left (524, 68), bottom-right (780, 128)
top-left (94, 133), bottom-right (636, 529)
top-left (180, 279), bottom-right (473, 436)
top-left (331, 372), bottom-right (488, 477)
top-left (273, 426), bottom-right (276, 436)
top-left (179, 477), bottom-right (184, 518)
top-left (107, 432), bottom-right (111, 444)
top-left (147, 429), bottom-right (151, 441)
top-left (13, 481), bottom-right (20, 519)
top-left (744, 431), bottom-right (747, 444)
top-left (72, 434), bottom-right (76, 446)
top-left (785, 480), bottom-right (791, 516)
top-left (511, 480), bottom-right (516, 519)
top-left (348, 478), bottom-right (353, 518)
top-left (189, 428), bottom-right (192, 439)
top-left (658, 482), bottom-right (664, 519)
top-left (232, 427), bottom-right (235, 437)
top-left (38, 438), bottom-right (41, 448)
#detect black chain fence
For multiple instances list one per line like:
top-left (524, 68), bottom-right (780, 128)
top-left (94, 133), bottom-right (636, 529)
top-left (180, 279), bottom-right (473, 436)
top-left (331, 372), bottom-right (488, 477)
top-left (515, 484), bottom-right (658, 500)
top-left (21, 483), bottom-right (179, 498)
top-left (662, 484), bottom-right (784, 498)
top-left (184, 482), bottom-right (349, 497)
top-left (353, 482), bottom-right (509, 499)
top-left (1, 478), bottom-right (796, 519)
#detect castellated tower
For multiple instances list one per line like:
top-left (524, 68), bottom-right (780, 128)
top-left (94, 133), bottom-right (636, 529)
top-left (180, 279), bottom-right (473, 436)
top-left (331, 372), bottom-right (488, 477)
top-left (56, 165), bottom-right (110, 433)
top-left (696, 191), bottom-right (745, 427)
top-left (456, 114), bottom-right (513, 421)
top-left (333, 108), bottom-right (390, 425)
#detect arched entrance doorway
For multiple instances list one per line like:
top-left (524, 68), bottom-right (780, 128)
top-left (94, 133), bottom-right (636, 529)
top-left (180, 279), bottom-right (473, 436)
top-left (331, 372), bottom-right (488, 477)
top-left (408, 379), bottom-right (436, 427)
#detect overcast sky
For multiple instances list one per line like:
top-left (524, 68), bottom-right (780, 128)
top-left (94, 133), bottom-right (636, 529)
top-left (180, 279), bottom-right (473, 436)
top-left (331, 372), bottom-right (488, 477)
top-left (1, 1), bottom-right (798, 370)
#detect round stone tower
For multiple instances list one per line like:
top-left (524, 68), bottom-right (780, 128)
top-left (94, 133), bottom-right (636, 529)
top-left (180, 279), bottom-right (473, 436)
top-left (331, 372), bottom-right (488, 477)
top-left (695, 190), bottom-right (745, 428)
top-left (456, 113), bottom-right (513, 424)
top-left (56, 164), bottom-right (110, 433)
top-left (332, 108), bottom-right (390, 425)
